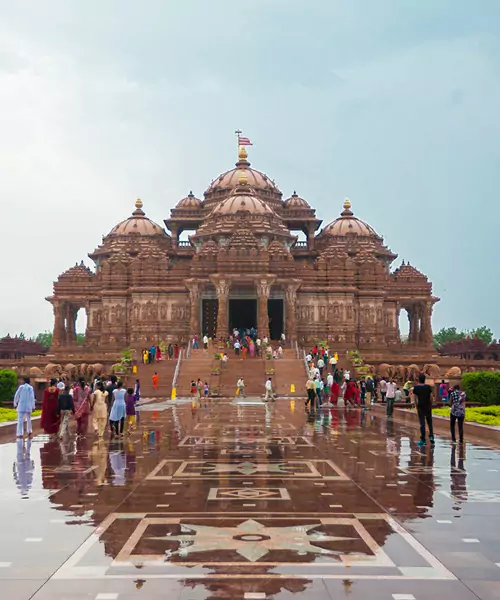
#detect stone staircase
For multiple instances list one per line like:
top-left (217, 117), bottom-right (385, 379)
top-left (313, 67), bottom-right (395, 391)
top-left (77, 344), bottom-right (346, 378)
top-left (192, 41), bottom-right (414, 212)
top-left (134, 359), bottom-right (177, 398)
top-left (175, 348), bottom-right (216, 397)
top-left (271, 353), bottom-right (309, 397)
top-left (218, 356), bottom-right (268, 397)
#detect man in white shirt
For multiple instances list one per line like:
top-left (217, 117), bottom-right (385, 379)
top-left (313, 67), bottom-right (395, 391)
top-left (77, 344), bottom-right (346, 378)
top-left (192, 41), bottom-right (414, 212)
top-left (264, 377), bottom-right (273, 402)
top-left (326, 372), bottom-right (334, 389)
top-left (13, 378), bottom-right (36, 439)
top-left (385, 378), bottom-right (397, 417)
top-left (256, 338), bottom-right (261, 357)
top-left (344, 369), bottom-right (350, 381)
top-left (203, 334), bottom-right (209, 350)
top-left (317, 357), bottom-right (325, 376)
top-left (280, 332), bottom-right (286, 346)
top-left (237, 377), bottom-right (246, 398)
top-left (306, 353), bottom-right (312, 364)
top-left (234, 340), bottom-right (241, 356)
top-left (379, 378), bottom-right (388, 403)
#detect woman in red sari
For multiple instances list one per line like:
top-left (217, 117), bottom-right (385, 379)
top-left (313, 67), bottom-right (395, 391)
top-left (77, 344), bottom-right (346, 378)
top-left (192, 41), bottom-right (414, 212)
top-left (73, 379), bottom-right (91, 437)
top-left (329, 380), bottom-right (340, 406)
top-left (41, 378), bottom-right (60, 437)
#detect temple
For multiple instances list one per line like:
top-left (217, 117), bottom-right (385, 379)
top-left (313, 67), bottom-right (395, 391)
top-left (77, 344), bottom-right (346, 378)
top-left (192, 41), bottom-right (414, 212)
top-left (47, 147), bottom-right (438, 354)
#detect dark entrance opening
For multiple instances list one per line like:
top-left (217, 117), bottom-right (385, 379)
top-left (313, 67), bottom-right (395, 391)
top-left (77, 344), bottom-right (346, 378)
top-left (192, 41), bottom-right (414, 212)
top-left (268, 299), bottom-right (284, 341)
top-left (229, 299), bottom-right (257, 333)
top-left (202, 299), bottom-right (218, 338)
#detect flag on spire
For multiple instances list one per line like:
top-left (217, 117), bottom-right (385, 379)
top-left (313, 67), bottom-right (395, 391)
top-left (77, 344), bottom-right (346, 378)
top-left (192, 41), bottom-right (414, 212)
top-left (238, 135), bottom-right (253, 146)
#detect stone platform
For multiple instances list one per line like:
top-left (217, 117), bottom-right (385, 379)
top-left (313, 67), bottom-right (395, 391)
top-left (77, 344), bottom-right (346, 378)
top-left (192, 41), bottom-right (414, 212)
top-left (1, 398), bottom-right (500, 599)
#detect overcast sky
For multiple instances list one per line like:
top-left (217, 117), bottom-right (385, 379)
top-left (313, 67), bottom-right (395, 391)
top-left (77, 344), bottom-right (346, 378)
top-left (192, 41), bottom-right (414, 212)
top-left (1, 0), bottom-right (499, 338)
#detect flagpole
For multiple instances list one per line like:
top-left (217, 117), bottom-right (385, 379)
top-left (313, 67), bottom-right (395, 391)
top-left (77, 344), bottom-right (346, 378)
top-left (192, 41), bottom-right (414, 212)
top-left (235, 129), bottom-right (242, 158)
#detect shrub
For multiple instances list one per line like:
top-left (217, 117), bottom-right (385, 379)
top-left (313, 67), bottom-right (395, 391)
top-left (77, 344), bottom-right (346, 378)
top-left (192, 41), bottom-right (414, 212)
top-left (0, 369), bottom-right (18, 405)
top-left (461, 372), bottom-right (500, 405)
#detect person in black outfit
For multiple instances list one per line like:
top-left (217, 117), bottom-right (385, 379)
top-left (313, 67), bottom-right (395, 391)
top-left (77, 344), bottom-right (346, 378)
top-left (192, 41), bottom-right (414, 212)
top-left (105, 376), bottom-right (118, 412)
top-left (413, 373), bottom-right (434, 446)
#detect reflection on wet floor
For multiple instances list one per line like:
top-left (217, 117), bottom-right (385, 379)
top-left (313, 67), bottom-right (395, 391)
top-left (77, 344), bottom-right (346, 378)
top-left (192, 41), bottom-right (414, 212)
top-left (0, 400), bottom-right (499, 599)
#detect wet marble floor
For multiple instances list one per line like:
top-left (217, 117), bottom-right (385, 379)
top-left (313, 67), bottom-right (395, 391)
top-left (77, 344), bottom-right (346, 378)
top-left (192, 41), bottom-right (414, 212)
top-left (2, 398), bottom-right (500, 599)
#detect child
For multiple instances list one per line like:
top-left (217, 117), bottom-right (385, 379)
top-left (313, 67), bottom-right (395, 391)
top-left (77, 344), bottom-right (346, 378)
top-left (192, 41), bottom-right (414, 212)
top-left (125, 387), bottom-right (137, 434)
top-left (204, 381), bottom-right (210, 399)
top-left (395, 387), bottom-right (403, 403)
top-left (190, 380), bottom-right (196, 397)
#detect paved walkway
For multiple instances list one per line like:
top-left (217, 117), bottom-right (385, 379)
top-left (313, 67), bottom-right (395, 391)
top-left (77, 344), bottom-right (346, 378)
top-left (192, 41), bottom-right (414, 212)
top-left (1, 399), bottom-right (500, 599)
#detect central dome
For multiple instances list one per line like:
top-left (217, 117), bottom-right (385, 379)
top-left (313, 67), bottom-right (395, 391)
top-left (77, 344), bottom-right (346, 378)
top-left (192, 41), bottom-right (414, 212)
top-left (204, 147), bottom-right (282, 208)
top-left (213, 179), bottom-right (275, 216)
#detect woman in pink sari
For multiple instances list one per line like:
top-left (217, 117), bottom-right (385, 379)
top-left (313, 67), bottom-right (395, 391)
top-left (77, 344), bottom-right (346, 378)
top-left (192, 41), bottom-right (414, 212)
top-left (249, 341), bottom-right (255, 358)
top-left (73, 379), bottom-right (91, 437)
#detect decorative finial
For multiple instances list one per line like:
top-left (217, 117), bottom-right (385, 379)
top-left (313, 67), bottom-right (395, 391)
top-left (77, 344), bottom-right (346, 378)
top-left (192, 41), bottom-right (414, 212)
top-left (188, 190), bottom-right (194, 197)
top-left (238, 146), bottom-right (248, 161)
top-left (133, 198), bottom-right (145, 216)
top-left (341, 197), bottom-right (353, 216)
top-left (238, 170), bottom-right (248, 185)
top-left (135, 198), bottom-right (143, 210)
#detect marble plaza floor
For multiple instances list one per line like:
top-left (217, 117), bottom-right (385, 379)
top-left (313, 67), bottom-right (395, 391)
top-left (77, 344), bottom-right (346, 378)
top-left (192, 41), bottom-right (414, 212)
top-left (2, 399), bottom-right (500, 599)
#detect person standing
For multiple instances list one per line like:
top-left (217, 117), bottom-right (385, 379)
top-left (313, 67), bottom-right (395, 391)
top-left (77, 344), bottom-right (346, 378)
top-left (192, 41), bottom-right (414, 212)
top-left (234, 339), bottom-right (241, 356)
top-left (196, 378), bottom-right (203, 401)
top-left (109, 381), bottom-right (127, 438)
top-left (73, 379), bottom-right (91, 438)
top-left (203, 334), bottom-right (209, 350)
top-left (149, 344), bottom-right (156, 364)
top-left (413, 373), bottom-right (435, 446)
top-left (264, 377), bottom-right (273, 402)
top-left (317, 356), bottom-right (325, 377)
top-left (449, 384), bottom-right (466, 444)
top-left (14, 377), bottom-right (36, 439)
top-left (237, 377), bottom-right (246, 398)
top-left (439, 380), bottom-right (449, 404)
top-left (305, 377), bottom-right (315, 408)
top-left (379, 378), bottom-right (387, 403)
top-left (385, 378), bottom-right (397, 417)
top-left (167, 343), bottom-right (174, 360)
top-left (57, 385), bottom-right (75, 438)
top-left (125, 387), bottom-right (137, 434)
top-left (41, 378), bottom-right (61, 437)
top-left (152, 372), bottom-right (159, 390)
top-left (91, 382), bottom-right (109, 438)
top-left (256, 337), bottom-right (261, 357)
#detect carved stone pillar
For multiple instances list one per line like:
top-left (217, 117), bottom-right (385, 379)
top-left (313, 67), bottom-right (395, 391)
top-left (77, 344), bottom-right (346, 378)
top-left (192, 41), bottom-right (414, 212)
top-left (52, 302), bottom-right (66, 347)
top-left (421, 301), bottom-right (434, 346)
top-left (285, 281), bottom-right (301, 341)
top-left (65, 304), bottom-right (77, 345)
top-left (212, 277), bottom-right (230, 339)
top-left (256, 278), bottom-right (272, 340)
top-left (185, 279), bottom-right (202, 337)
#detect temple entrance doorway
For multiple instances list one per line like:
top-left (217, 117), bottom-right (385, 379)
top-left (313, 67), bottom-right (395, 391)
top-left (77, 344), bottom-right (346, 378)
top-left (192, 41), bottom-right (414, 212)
top-left (268, 299), bottom-right (284, 340)
top-left (229, 299), bottom-right (257, 333)
top-left (202, 299), bottom-right (218, 338)
top-left (398, 307), bottom-right (410, 343)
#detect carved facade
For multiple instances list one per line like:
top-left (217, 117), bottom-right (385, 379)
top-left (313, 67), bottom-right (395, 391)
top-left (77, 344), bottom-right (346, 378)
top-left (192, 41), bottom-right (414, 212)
top-left (47, 147), bottom-right (438, 351)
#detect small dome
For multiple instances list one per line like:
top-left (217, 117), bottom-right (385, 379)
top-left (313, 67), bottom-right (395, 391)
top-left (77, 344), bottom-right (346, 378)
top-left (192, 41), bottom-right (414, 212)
top-left (109, 199), bottom-right (167, 237)
top-left (205, 147), bottom-right (280, 196)
top-left (284, 191), bottom-right (310, 209)
top-left (175, 191), bottom-right (202, 210)
top-left (320, 199), bottom-right (379, 238)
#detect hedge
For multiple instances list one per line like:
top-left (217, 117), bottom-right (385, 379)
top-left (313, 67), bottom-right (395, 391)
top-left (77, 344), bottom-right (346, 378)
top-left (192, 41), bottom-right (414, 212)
top-left (461, 372), bottom-right (500, 406)
top-left (0, 369), bottom-right (18, 404)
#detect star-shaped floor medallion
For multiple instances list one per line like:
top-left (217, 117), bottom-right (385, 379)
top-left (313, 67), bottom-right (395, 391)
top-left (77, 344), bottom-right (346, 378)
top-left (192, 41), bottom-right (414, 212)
top-left (202, 462), bottom-right (292, 476)
top-left (149, 519), bottom-right (355, 562)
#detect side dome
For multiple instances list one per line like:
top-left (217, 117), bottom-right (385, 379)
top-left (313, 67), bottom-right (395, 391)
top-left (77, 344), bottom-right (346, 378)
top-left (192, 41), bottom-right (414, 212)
top-left (284, 191), bottom-right (310, 209)
top-left (175, 191), bottom-right (202, 210)
top-left (319, 199), bottom-right (379, 238)
top-left (204, 147), bottom-right (282, 208)
top-left (109, 200), bottom-right (167, 236)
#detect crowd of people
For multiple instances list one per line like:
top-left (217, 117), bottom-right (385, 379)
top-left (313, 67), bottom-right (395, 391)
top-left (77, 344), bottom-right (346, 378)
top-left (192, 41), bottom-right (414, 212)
top-left (304, 346), bottom-right (467, 447)
top-left (141, 343), bottom-right (179, 364)
top-left (193, 328), bottom-right (287, 360)
top-left (14, 375), bottom-right (142, 441)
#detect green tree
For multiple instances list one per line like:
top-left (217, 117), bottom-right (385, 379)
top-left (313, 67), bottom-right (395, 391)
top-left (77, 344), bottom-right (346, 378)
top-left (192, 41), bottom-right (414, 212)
top-left (0, 369), bottom-right (18, 405)
top-left (433, 327), bottom-right (463, 347)
top-left (36, 331), bottom-right (53, 347)
top-left (76, 333), bottom-right (86, 345)
top-left (470, 326), bottom-right (494, 345)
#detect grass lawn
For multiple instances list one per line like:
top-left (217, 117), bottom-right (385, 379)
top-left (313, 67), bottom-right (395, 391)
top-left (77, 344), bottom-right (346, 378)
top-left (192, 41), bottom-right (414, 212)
top-left (0, 408), bottom-right (42, 423)
top-left (433, 405), bottom-right (500, 427)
